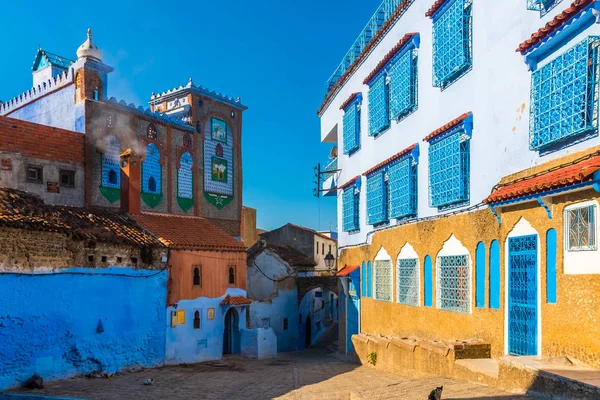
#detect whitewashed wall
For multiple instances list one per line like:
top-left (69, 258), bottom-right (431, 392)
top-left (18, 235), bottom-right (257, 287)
top-left (319, 0), bottom-right (600, 247)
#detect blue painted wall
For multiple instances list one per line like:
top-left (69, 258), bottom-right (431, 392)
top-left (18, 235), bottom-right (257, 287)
top-left (298, 288), bottom-right (338, 349)
top-left (8, 86), bottom-right (85, 133)
top-left (346, 270), bottom-right (360, 353)
top-left (165, 288), bottom-right (249, 365)
top-left (249, 288), bottom-right (299, 353)
top-left (0, 268), bottom-right (167, 390)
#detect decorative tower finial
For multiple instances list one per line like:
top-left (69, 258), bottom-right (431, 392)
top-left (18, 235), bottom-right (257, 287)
top-left (77, 28), bottom-right (103, 62)
top-left (88, 28), bottom-right (92, 39)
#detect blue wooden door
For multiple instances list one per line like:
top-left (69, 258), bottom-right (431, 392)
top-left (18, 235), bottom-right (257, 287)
top-left (346, 271), bottom-right (360, 353)
top-left (508, 235), bottom-right (538, 356)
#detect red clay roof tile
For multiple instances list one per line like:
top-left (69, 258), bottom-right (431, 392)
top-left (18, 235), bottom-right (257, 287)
top-left (516, 0), bottom-right (594, 54)
top-left (220, 295), bottom-right (252, 306)
top-left (364, 144), bottom-right (417, 176)
top-left (363, 33), bottom-right (419, 85)
top-left (339, 93), bottom-right (361, 111)
top-left (337, 264), bottom-right (360, 277)
top-left (132, 212), bottom-right (246, 252)
top-left (425, 0), bottom-right (449, 17)
top-left (423, 113), bottom-right (471, 142)
top-left (339, 176), bottom-right (360, 190)
top-left (484, 155), bottom-right (600, 204)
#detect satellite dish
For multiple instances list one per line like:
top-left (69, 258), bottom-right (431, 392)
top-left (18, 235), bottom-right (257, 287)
top-left (330, 146), bottom-right (338, 159)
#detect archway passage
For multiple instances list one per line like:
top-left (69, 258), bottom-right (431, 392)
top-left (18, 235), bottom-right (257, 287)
top-left (305, 315), bottom-right (312, 348)
top-left (296, 276), bottom-right (340, 304)
top-left (223, 308), bottom-right (240, 355)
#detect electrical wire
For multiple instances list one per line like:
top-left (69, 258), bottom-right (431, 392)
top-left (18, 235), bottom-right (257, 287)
top-left (251, 260), bottom-right (297, 282)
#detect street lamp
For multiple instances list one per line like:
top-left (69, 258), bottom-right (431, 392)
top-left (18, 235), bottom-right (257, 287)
top-left (324, 251), bottom-right (335, 271)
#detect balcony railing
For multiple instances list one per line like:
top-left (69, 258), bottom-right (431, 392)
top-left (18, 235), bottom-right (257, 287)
top-left (323, 158), bottom-right (338, 180)
top-left (325, 0), bottom-right (407, 93)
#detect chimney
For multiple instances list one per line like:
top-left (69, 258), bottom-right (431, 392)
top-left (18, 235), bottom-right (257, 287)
top-left (120, 148), bottom-right (141, 214)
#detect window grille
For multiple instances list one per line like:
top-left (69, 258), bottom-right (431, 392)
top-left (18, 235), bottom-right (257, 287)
top-left (397, 258), bottom-right (419, 306)
top-left (530, 36), bottom-right (600, 150)
top-left (437, 255), bottom-right (470, 313)
top-left (432, 0), bottom-right (473, 88)
top-left (366, 170), bottom-right (388, 225)
top-left (343, 100), bottom-right (361, 155)
top-left (142, 144), bottom-right (161, 194)
top-left (526, 0), bottom-right (563, 16)
top-left (389, 48), bottom-right (418, 120)
top-left (428, 130), bottom-right (470, 208)
top-left (368, 73), bottom-right (390, 136)
top-left (374, 259), bottom-right (392, 301)
top-left (566, 204), bottom-right (597, 251)
top-left (342, 187), bottom-right (360, 232)
top-left (388, 157), bottom-right (417, 218)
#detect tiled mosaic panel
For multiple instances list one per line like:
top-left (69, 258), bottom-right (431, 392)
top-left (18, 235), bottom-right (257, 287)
top-left (204, 120), bottom-right (234, 196)
top-left (432, 0), bottom-right (471, 87)
top-left (389, 48), bottom-right (417, 120)
top-left (388, 157), bottom-right (417, 218)
top-left (343, 102), bottom-right (360, 154)
top-left (178, 152), bottom-right (193, 199)
top-left (367, 170), bottom-right (387, 225)
top-left (142, 143), bottom-right (162, 194)
top-left (211, 118), bottom-right (228, 143)
top-left (397, 258), bottom-right (419, 306)
top-left (368, 73), bottom-right (390, 136)
top-left (101, 135), bottom-right (120, 188)
top-left (508, 235), bottom-right (538, 356)
top-left (530, 37), bottom-right (599, 150)
top-left (438, 255), bottom-right (470, 313)
top-left (429, 131), bottom-right (469, 207)
top-left (342, 187), bottom-right (359, 232)
top-left (567, 204), bottom-right (596, 250)
top-left (375, 259), bottom-right (392, 302)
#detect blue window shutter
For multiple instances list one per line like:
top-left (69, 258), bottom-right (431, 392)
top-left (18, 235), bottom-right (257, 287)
top-left (546, 229), bottom-right (557, 304)
top-left (361, 262), bottom-right (367, 297)
top-left (342, 187), bottom-right (360, 232)
top-left (428, 131), bottom-right (470, 208)
top-left (343, 102), bottom-right (361, 155)
top-left (368, 73), bottom-right (390, 136)
top-left (388, 157), bottom-right (418, 218)
top-left (476, 242), bottom-right (486, 308)
top-left (424, 255), bottom-right (432, 307)
top-left (367, 261), bottom-right (373, 298)
top-left (366, 170), bottom-right (387, 225)
top-left (489, 240), bottom-right (500, 309)
top-left (389, 48), bottom-right (418, 120)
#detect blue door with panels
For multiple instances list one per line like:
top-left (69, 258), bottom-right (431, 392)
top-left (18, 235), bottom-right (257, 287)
top-left (508, 235), bottom-right (538, 356)
top-left (346, 269), bottom-right (360, 353)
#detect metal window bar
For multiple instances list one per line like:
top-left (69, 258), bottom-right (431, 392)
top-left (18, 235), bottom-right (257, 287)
top-left (428, 130), bottom-right (470, 208)
top-left (529, 36), bottom-right (600, 151)
top-left (325, 0), bottom-right (416, 93)
top-left (375, 259), bottom-right (393, 301)
top-left (388, 157), bottom-right (417, 218)
top-left (367, 170), bottom-right (388, 225)
top-left (397, 258), bottom-right (419, 306)
top-left (322, 158), bottom-right (338, 181)
top-left (566, 204), bottom-right (597, 250)
top-left (368, 73), bottom-right (390, 136)
top-left (343, 187), bottom-right (360, 232)
top-left (437, 255), bottom-right (470, 313)
top-left (432, 0), bottom-right (473, 89)
top-left (343, 102), bottom-right (361, 155)
top-left (389, 48), bottom-right (418, 120)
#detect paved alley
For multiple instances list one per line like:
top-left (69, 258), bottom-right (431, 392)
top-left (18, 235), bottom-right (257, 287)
top-left (9, 349), bottom-right (533, 400)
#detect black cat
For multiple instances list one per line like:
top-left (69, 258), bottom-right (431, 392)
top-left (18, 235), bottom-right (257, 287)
top-left (428, 385), bottom-right (443, 400)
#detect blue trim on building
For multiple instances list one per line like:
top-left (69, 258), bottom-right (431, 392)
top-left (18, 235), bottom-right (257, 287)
top-left (546, 228), bottom-right (557, 304)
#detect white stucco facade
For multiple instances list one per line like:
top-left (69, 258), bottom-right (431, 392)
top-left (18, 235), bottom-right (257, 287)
top-left (319, 0), bottom-right (600, 248)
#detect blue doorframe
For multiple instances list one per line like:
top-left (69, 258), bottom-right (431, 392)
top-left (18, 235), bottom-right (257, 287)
top-left (346, 269), bottom-right (360, 353)
top-left (508, 234), bottom-right (538, 356)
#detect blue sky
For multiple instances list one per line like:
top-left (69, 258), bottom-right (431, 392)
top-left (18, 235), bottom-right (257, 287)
top-left (0, 0), bottom-right (379, 231)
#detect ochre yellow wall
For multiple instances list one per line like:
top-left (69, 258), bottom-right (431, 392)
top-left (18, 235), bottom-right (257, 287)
top-left (341, 188), bottom-right (600, 366)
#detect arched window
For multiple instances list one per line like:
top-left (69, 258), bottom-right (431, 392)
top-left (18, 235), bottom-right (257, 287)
top-left (228, 266), bottom-right (235, 284)
top-left (101, 135), bottom-right (120, 189)
top-left (193, 310), bottom-right (200, 329)
top-left (374, 247), bottom-right (392, 302)
top-left (437, 235), bottom-right (471, 314)
top-left (475, 242), bottom-right (486, 308)
top-left (183, 133), bottom-right (192, 148)
top-left (178, 152), bottom-right (193, 199)
top-left (142, 143), bottom-right (161, 195)
top-left (108, 169), bottom-right (118, 185)
top-left (216, 143), bottom-right (224, 157)
top-left (489, 240), bottom-right (500, 309)
top-left (147, 123), bottom-right (157, 140)
top-left (396, 243), bottom-right (419, 306)
top-left (193, 266), bottom-right (201, 286)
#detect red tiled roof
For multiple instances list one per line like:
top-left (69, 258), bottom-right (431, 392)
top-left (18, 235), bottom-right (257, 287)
top-left (317, 0), bottom-right (414, 116)
top-left (363, 33), bottom-right (418, 85)
top-left (364, 144), bottom-right (417, 176)
top-left (425, 0), bottom-right (448, 17)
top-left (220, 295), bottom-right (252, 306)
top-left (337, 264), bottom-right (360, 277)
top-left (516, 0), bottom-right (593, 54)
top-left (423, 113), bottom-right (471, 142)
top-left (339, 93), bottom-right (361, 111)
top-left (131, 212), bottom-right (246, 252)
top-left (339, 176), bottom-right (360, 190)
top-left (483, 155), bottom-right (600, 204)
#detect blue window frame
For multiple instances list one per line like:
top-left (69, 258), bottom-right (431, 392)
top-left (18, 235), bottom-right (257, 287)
top-left (366, 170), bottom-right (388, 225)
top-left (526, 0), bottom-right (563, 17)
top-left (428, 118), bottom-right (471, 209)
top-left (530, 36), bottom-right (600, 151)
top-left (361, 262), bottom-right (367, 297)
top-left (368, 73), bottom-right (389, 136)
top-left (424, 255), bottom-right (433, 307)
top-left (437, 254), bottom-right (470, 313)
top-left (389, 153), bottom-right (418, 219)
top-left (389, 47), bottom-right (418, 121)
top-left (342, 184), bottom-right (360, 232)
top-left (343, 95), bottom-right (362, 155)
top-left (432, 0), bottom-right (473, 89)
top-left (367, 261), bottom-right (373, 298)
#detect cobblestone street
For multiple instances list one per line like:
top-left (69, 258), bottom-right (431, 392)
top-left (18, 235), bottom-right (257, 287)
top-left (10, 349), bottom-right (534, 400)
